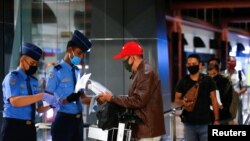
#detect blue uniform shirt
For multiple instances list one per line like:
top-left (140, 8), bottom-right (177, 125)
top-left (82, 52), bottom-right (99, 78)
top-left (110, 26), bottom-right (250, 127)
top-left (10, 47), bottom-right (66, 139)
top-left (45, 60), bottom-right (82, 114)
top-left (2, 67), bottom-right (41, 120)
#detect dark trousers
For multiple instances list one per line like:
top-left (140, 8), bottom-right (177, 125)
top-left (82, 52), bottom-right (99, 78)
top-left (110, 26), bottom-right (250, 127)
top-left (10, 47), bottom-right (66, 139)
top-left (51, 112), bottom-right (83, 141)
top-left (0, 118), bottom-right (36, 141)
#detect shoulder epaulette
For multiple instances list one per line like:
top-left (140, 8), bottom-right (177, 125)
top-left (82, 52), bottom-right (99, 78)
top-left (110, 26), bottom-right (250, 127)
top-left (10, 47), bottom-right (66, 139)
top-left (10, 71), bottom-right (19, 76)
top-left (54, 64), bottom-right (62, 71)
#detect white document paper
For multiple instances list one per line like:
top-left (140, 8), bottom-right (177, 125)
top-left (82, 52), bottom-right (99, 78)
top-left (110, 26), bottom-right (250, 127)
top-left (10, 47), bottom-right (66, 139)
top-left (86, 79), bottom-right (110, 97)
top-left (74, 73), bottom-right (111, 114)
top-left (74, 73), bottom-right (91, 93)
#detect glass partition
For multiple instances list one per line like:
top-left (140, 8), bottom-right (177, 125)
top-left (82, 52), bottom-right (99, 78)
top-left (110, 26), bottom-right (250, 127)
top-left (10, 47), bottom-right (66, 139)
top-left (14, 0), bottom-right (88, 140)
top-left (11, 1), bottom-right (164, 140)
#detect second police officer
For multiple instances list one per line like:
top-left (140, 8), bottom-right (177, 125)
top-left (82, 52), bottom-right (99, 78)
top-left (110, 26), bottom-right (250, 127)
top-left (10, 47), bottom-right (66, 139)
top-left (1, 43), bottom-right (59, 141)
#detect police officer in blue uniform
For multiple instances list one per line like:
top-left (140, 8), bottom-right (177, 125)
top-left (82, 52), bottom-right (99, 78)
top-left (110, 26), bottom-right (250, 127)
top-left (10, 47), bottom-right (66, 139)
top-left (45, 30), bottom-right (92, 141)
top-left (1, 42), bottom-right (59, 141)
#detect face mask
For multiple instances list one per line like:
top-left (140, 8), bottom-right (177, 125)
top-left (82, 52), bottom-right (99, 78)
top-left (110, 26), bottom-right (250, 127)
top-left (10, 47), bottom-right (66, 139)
top-left (123, 57), bottom-right (133, 72)
top-left (25, 66), bottom-right (38, 75)
top-left (187, 65), bottom-right (199, 75)
top-left (213, 75), bottom-right (219, 81)
top-left (69, 52), bottom-right (81, 65)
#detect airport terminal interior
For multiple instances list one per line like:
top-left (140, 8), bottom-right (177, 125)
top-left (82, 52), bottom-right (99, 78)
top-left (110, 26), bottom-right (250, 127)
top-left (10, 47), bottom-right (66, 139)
top-left (1, 0), bottom-right (250, 140)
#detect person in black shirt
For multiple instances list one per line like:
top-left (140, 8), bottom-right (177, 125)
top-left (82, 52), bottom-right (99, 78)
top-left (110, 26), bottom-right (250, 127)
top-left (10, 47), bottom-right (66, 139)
top-left (207, 64), bottom-right (233, 125)
top-left (175, 54), bottom-right (219, 141)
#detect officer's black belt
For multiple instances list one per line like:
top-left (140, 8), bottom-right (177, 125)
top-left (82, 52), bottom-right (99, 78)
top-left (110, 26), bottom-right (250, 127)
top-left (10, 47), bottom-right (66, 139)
top-left (3, 118), bottom-right (34, 125)
top-left (57, 112), bottom-right (82, 119)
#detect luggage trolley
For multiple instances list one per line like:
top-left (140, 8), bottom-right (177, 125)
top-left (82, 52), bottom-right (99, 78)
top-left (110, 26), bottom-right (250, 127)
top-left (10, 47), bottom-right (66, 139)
top-left (88, 123), bottom-right (132, 141)
top-left (35, 122), bottom-right (52, 141)
top-left (88, 112), bottom-right (142, 141)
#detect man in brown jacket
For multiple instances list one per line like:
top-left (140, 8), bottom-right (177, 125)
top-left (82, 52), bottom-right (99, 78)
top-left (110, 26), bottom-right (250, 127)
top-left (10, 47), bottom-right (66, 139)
top-left (99, 41), bottom-right (166, 141)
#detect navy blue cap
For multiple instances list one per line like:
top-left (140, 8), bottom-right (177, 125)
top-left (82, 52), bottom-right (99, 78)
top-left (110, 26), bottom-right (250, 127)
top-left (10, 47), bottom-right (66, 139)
top-left (70, 30), bottom-right (92, 52)
top-left (22, 42), bottom-right (43, 61)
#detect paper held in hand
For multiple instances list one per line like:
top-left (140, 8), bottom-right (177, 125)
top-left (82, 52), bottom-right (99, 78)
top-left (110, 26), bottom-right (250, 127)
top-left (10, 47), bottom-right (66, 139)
top-left (75, 73), bottom-right (92, 93)
top-left (74, 73), bottom-right (111, 114)
top-left (87, 80), bottom-right (111, 114)
top-left (86, 79), bottom-right (111, 97)
top-left (75, 73), bottom-right (110, 97)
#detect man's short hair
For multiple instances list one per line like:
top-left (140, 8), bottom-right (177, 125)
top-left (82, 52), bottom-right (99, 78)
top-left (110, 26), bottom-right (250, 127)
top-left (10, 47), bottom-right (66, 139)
top-left (67, 40), bottom-right (79, 50)
top-left (187, 54), bottom-right (201, 62)
top-left (207, 64), bottom-right (220, 71)
top-left (208, 57), bottom-right (220, 65)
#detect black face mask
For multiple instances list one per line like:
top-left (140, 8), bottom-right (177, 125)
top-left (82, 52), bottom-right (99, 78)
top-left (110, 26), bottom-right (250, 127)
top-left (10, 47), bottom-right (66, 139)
top-left (25, 66), bottom-right (38, 75)
top-left (187, 65), bottom-right (199, 75)
top-left (123, 57), bottom-right (133, 72)
top-left (213, 75), bottom-right (219, 81)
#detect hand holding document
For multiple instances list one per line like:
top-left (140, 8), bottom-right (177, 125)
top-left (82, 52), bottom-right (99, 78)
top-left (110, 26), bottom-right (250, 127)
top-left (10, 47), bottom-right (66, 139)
top-left (86, 80), bottom-right (111, 114)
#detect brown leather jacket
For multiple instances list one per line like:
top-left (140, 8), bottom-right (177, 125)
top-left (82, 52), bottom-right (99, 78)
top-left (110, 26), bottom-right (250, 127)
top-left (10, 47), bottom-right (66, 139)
top-left (110, 61), bottom-right (166, 139)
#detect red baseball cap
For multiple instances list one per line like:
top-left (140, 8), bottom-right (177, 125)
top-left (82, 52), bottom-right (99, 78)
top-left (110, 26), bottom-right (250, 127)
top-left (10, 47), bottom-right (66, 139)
top-left (114, 41), bottom-right (143, 60)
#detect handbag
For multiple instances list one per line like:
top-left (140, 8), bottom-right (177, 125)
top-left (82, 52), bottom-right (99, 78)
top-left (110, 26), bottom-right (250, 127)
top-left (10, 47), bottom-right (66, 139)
top-left (183, 75), bottom-right (203, 112)
top-left (183, 83), bottom-right (199, 112)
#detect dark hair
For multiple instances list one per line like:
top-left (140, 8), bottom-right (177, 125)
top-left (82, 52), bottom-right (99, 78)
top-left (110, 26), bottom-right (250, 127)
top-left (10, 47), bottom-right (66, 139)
top-left (135, 55), bottom-right (144, 59)
top-left (201, 61), bottom-right (205, 66)
top-left (207, 64), bottom-right (219, 71)
top-left (208, 57), bottom-right (220, 65)
top-left (67, 40), bottom-right (79, 50)
top-left (187, 54), bottom-right (201, 62)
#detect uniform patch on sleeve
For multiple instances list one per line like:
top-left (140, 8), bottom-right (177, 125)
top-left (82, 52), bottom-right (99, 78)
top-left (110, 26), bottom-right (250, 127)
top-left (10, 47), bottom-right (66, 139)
top-left (10, 78), bottom-right (16, 85)
top-left (49, 72), bottom-right (55, 78)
